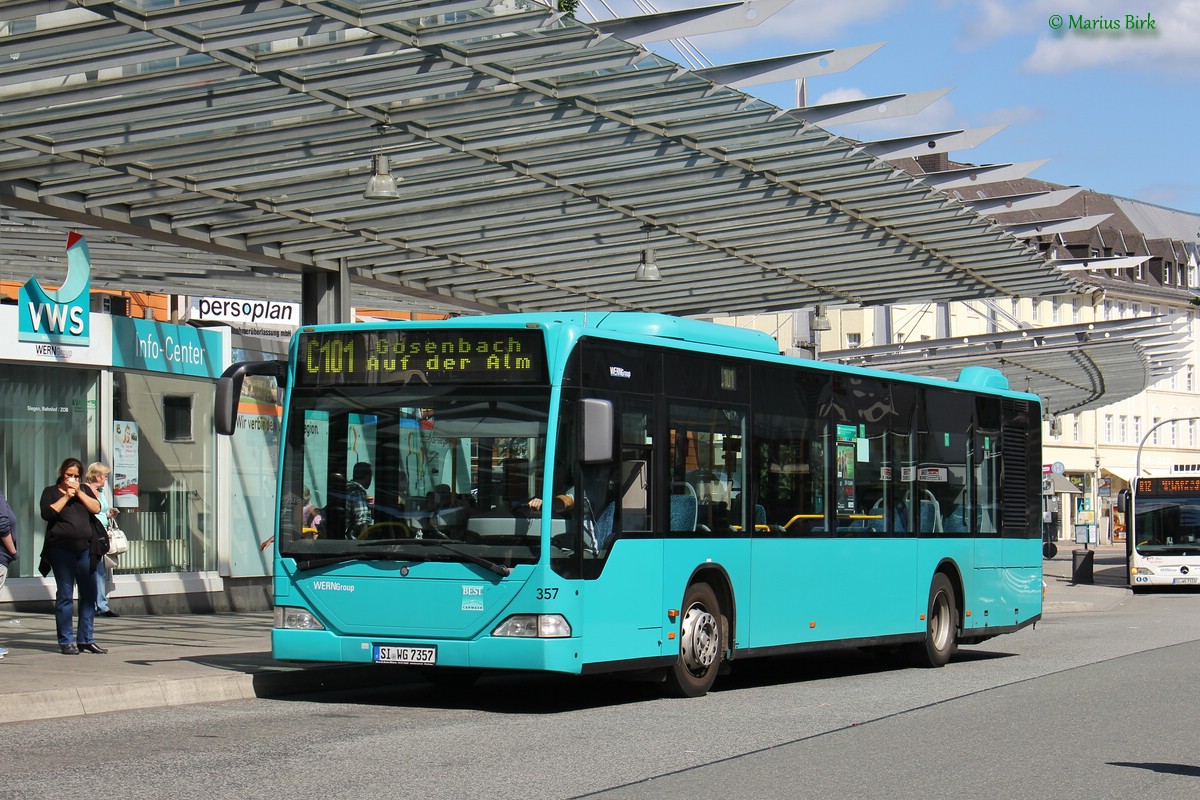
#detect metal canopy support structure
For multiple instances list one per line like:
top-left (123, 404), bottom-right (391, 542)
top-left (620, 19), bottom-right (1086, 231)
top-left (301, 263), bottom-right (351, 326)
top-left (857, 125), bottom-right (1006, 160)
top-left (589, 0), bottom-right (795, 43)
top-left (0, 0), bottom-right (1080, 320)
top-left (1005, 214), bottom-right (1115, 238)
top-left (692, 43), bottom-right (885, 89)
top-left (1054, 255), bottom-right (1152, 272)
top-left (961, 187), bottom-right (1085, 216)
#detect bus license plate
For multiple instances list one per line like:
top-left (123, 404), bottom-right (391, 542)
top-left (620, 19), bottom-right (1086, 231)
top-left (373, 645), bottom-right (437, 665)
top-left (1173, 577), bottom-right (1197, 584)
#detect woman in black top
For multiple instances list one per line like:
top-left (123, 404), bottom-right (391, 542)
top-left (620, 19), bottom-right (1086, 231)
top-left (40, 458), bottom-right (106, 655)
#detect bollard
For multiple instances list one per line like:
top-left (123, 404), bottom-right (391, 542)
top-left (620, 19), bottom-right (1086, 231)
top-left (1071, 548), bottom-right (1094, 585)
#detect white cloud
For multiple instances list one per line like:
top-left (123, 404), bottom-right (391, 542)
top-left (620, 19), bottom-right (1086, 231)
top-left (941, 0), bottom-right (1200, 76)
top-left (814, 86), bottom-right (868, 105)
top-left (954, 0), bottom-right (1129, 47)
top-left (1024, 2), bottom-right (1200, 76)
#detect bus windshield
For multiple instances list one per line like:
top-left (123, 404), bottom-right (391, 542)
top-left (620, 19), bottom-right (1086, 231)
top-left (1134, 496), bottom-right (1200, 556)
top-left (277, 383), bottom-right (552, 569)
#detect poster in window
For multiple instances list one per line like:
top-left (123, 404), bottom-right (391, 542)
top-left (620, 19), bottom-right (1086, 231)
top-left (113, 420), bottom-right (140, 508)
top-left (837, 442), bottom-right (856, 513)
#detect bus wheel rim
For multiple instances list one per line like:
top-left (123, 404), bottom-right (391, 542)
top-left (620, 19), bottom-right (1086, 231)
top-left (680, 605), bottom-right (718, 675)
top-left (930, 591), bottom-right (950, 650)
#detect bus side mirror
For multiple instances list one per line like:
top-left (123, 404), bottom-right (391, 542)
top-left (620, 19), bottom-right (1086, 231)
top-left (215, 360), bottom-right (288, 436)
top-left (215, 374), bottom-right (241, 436)
top-left (580, 398), bottom-right (614, 464)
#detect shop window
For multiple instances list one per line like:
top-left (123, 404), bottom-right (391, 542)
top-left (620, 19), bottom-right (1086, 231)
top-left (163, 395), bottom-right (194, 442)
top-left (0, 365), bottom-right (100, 578)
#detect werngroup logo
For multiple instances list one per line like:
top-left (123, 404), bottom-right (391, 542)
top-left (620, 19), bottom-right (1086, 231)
top-left (18, 232), bottom-right (91, 345)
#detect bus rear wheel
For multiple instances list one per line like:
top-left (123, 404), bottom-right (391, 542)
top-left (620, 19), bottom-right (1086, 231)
top-left (664, 582), bottom-right (722, 698)
top-left (908, 573), bottom-right (958, 668)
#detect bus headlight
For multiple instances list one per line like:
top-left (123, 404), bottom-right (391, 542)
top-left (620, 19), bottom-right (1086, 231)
top-left (274, 606), bottom-right (327, 630)
top-left (492, 614), bottom-right (571, 638)
top-left (1131, 566), bottom-right (1156, 576)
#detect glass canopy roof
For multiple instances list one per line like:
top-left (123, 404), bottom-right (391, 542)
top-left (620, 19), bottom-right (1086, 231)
top-left (1, 0), bottom-right (1081, 317)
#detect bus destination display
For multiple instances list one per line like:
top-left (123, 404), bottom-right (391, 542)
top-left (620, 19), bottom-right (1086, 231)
top-left (1137, 477), bottom-right (1200, 495)
top-left (297, 328), bottom-right (546, 386)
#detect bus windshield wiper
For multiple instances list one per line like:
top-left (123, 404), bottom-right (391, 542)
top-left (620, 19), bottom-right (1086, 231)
top-left (365, 538), bottom-right (513, 577)
top-left (292, 550), bottom-right (412, 571)
top-left (294, 539), bottom-right (512, 576)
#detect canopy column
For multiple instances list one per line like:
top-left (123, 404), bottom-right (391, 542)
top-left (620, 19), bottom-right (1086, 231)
top-left (302, 261), bottom-right (351, 325)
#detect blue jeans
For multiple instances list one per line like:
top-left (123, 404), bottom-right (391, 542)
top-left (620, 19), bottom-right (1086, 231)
top-left (47, 546), bottom-right (97, 646)
top-left (94, 556), bottom-right (109, 613)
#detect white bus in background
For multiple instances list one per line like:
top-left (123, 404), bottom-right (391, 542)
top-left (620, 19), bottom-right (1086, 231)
top-left (1124, 475), bottom-right (1200, 590)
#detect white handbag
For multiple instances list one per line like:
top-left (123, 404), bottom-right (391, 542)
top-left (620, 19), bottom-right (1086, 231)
top-left (106, 522), bottom-right (129, 556)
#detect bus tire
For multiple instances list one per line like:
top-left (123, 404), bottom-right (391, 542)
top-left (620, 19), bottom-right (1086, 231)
top-left (664, 582), bottom-right (722, 698)
top-left (908, 572), bottom-right (958, 668)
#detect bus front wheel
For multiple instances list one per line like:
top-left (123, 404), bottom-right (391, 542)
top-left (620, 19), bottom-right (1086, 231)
top-left (908, 573), bottom-right (958, 668)
top-left (664, 582), bottom-right (722, 698)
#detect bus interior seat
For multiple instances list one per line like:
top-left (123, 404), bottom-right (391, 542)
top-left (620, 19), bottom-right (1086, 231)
top-left (869, 498), bottom-right (907, 533)
top-left (868, 492), bottom-right (945, 533)
top-left (943, 505), bottom-right (969, 533)
top-left (918, 490), bottom-right (943, 533)
top-left (670, 482), bottom-right (698, 532)
top-left (593, 502), bottom-right (616, 552)
top-left (865, 514), bottom-right (887, 532)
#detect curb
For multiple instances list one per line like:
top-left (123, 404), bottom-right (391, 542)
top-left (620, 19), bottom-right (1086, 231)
top-left (0, 664), bottom-right (412, 725)
top-left (0, 674), bottom-right (258, 724)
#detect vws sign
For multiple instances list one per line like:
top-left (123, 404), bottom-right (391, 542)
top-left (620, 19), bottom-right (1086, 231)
top-left (19, 232), bottom-right (92, 345)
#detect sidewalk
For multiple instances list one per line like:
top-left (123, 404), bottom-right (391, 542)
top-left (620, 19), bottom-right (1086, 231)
top-left (0, 546), bottom-right (1130, 725)
top-left (0, 610), bottom-right (404, 725)
top-left (1041, 542), bottom-right (1131, 614)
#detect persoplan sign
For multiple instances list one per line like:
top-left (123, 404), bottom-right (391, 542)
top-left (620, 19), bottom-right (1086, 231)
top-left (18, 232), bottom-right (91, 345)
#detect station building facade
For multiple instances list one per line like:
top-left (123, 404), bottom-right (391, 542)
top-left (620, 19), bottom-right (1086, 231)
top-left (0, 280), bottom-right (285, 613)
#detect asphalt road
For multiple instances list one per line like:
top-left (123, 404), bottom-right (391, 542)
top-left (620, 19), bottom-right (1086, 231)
top-left (5, 590), bottom-right (1200, 800)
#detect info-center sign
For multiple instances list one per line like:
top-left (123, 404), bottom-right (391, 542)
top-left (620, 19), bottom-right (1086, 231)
top-left (110, 316), bottom-right (223, 378)
top-left (297, 328), bottom-right (548, 386)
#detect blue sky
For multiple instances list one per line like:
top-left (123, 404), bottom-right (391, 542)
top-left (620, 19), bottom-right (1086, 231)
top-left (576, 1), bottom-right (1200, 214)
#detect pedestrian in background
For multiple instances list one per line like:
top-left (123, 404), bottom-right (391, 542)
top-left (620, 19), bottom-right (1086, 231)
top-left (84, 462), bottom-right (120, 618)
top-left (343, 461), bottom-right (374, 538)
top-left (0, 488), bottom-right (19, 660)
top-left (38, 458), bottom-right (107, 655)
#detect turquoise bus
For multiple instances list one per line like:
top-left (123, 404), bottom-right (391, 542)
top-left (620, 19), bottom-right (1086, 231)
top-left (217, 313), bottom-right (1043, 697)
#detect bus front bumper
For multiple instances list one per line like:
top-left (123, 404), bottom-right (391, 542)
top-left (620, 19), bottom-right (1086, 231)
top-left (272, 628), bottom-right (586, 674)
